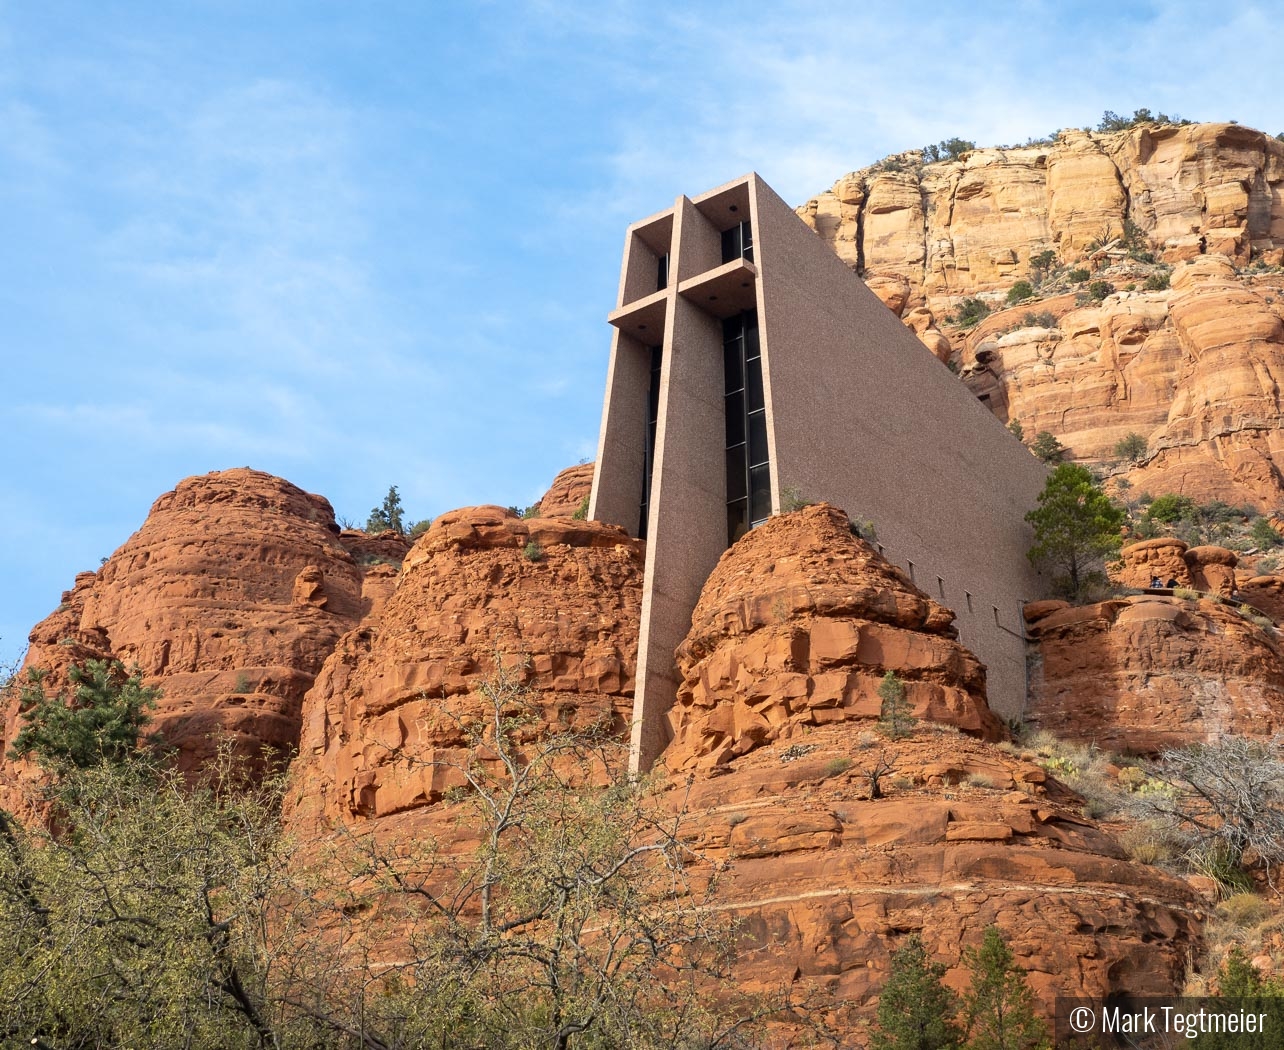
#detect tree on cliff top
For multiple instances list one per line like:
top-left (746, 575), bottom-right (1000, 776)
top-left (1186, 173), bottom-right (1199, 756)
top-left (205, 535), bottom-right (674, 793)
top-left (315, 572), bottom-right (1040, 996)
top-left (365, 484), bottom-right (406, 534)
top-left (1025, 464), bottom-right (1125, 601)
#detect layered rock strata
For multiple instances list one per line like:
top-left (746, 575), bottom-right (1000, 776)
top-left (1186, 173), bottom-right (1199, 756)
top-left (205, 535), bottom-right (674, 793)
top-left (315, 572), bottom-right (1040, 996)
top-left (1026, 595), bottom-right (1284, 752)
top-left (534, 462), bottom-right (595, 518)
top-left (665, 503), bottom-right (1003, 772)
top-left (3, 469), bottom-right (375, 793)
top-left (672, 725), bottom-right (1200, 1021)
top-left (286, 505), bottom-right (644, 831)
top-left (800, 123), bottom-right (1284, 314)
top-left (801, 123), bottom-right (1284, 507)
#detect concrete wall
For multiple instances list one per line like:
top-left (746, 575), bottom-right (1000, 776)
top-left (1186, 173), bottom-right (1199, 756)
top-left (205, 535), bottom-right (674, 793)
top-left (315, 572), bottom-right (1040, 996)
top-left (592, 173), bottom-right (1050, 772)
top-left (749, 175), bottom-right (1046, 720)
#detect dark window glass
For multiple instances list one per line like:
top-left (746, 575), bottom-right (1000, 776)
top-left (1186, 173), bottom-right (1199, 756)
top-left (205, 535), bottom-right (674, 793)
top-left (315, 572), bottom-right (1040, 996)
top-left (656, 252), bottom-right (669, 290)
top-left (723, 339), bottom-right (743, 394)
top-left (745, 364), bottom-right (764, 412)
top-left (721, 220), bottom-right (753, 264)
top-left (725, 446), bottom-right (747, 501)
top-left (749, 464), bottom-right (772, 524)
top-left (639, 345), bottom-right (663, 538)
top-left (723, 308), bottom-right (769, 546)
top-left (724, 392), bottom-right (745, 446)
top-left (727, 501), bottom-right (749, 544)
top-left (747, 410), bottom-right (768, 467)
top-left (721, 226), bottom-right (738, 264)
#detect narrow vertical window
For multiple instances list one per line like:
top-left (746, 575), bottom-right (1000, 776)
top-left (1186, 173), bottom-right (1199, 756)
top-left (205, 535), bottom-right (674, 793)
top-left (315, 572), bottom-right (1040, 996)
top-left (724, 309), bottom-right (769, 545)
top-left (638, 346), bottom-right (662, 538)
top-left (656, 252), bottom-right (670, 291)
top-left (720, 220), bottom-right (753, 264)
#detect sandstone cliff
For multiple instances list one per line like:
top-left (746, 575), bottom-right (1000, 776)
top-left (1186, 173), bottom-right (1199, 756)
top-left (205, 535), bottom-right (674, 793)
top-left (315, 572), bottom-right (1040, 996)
top-left (1025, 594), bottom-right (1284, 753)
top-left (1, 469), bottom-right (399, 796)
top-left (665, 503), bottom-right (1001, 771)
top-left (800, 122), bottom-right (1284, 506)
top-left (285, 504), bottom-right (644, 831)
top-left (280, 503), bottom-right (1202, 1032)
top-left (800, 123), bottom-right (1284, 314)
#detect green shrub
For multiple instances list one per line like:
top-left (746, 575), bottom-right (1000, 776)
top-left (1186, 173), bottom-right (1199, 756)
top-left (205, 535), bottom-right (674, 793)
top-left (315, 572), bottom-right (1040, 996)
top-left (1087, 279), bottom-right (1113, 301)
top-left (571, 495), bottom-right (589, 521)
top-left (822, 757), bottom-right (853, 778)
top-left (950, 297), bottom-right (991, 328)
top-left (1006, 280), bottom-right (1035, 305)
top-left (1143, 270), bottom-right (1171, 291)
top-left (878, 671), bottom-right (914, 739)
top-left (1113, 432), bottom-right (1148, 463)
top-left (1098, 108), bottom-right (1189, 132)
top-left (8, 660), bottom-right (160, 773)
top-left (522, 541), bottom-right (544, 563)
top-left (1029, 249), bottom-right (1057, 283)
top-left (1007, 420), bottom-right (1025, 442)
top-left (780, 485), bottom-right (816, 513)
top-left (922, 137), bottom-right (975, 163)
top-left (1020, 310), bottom-right (1057, 329)
top-left (408, 518), bottom-right (433, 539)
top-left (1029, 431), bottom-right (1067, 464)
top-left (1252, 516), bottom-right (1282, 549)
top-left (1148, 493), bottom-right (1196, 523)
top-left (1068, 267), bottom-right (1091, 284)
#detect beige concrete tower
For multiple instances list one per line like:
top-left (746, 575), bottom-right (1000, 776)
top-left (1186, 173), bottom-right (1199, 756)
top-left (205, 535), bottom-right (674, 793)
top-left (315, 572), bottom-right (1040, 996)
top-left (590, 174), bottom-right (1048, 772)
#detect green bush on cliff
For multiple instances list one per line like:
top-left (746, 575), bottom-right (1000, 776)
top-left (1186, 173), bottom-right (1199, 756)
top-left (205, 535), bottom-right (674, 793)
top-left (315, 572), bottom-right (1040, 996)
top-left (1026, 464), bottom-right (1126, 601)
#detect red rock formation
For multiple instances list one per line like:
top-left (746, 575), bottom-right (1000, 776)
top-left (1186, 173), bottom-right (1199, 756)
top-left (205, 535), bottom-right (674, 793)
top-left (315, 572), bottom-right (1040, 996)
top-left (665, 504), bottom-right (1002, 772)
top-left (1114, 538), bottom-right (1192, 589)
top-left (671, 725), bottom-right (1200, 1020)
top-left (2, 469), bottom-right (372, 791)
top-left (801, 123), bottom-right (1284, 508)
top-left (286, 505), bottom-right (644, 831)
top-left (800, 123), bottom-right (1284, 315)
top-left (534, 462), bottom-right (595, 518)
top-left (1026, 594), bottom-right (1284, 752)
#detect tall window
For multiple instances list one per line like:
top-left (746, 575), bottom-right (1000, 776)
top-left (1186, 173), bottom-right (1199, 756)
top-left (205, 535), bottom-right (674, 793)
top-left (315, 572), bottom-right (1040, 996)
top-left (721, 220), bottom-right (753, 264)
top-left (638, 345), bottom-right (662, 538)
top-left (656, 252), bottom-right (670, 290)
top-left (724, 310), bottom-right (769, 544)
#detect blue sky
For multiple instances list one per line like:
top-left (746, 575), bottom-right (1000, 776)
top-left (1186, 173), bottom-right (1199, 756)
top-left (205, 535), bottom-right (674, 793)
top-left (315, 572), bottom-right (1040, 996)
top-left (3, 1), bottom-right (1281, 666)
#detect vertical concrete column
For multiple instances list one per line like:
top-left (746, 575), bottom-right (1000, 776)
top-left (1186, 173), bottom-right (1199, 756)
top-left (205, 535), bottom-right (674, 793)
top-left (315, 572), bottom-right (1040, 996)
top-left (590, 330), bottom-right (652, 530)
top-left (629, 197), bottom-right (729, 772)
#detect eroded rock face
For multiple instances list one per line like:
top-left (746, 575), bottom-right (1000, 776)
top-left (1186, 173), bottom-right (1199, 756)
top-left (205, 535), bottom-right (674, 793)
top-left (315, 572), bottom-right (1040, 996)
top-left (800, 123), bottom-right (1284, 507)
top-left (286, 505), bottom-right (644, 831)
top-left (3, 470), bottom-right (373, 791)
top-left (1114, 538), bottom-right (1192, 589)
top-left (800, 123), bottom-right (1284, 314)
top-left (665, 504), bottom-right (1002, 772)
top-left (535, 462), bottom-right (595, 518)
top-left (1026, 594), bottom-right (1284, 753)
top-left (670, 725), bottom-right (1200, 1025)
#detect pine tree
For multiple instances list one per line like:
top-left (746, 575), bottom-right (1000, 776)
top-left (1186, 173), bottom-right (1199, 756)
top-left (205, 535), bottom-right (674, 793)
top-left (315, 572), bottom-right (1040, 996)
top-left (8, 659), bottom-right (159, 773)
top-left (871, 934), bottom-right (963, 1050)
top-left (960, 927), bottom-right (1049, 1050)
top-left (366, 484), bottom-right (406, 534)
top-left (1025, 464), bottom-right (1126, 601)
top-left (878, 670), bottom-right (914, 739)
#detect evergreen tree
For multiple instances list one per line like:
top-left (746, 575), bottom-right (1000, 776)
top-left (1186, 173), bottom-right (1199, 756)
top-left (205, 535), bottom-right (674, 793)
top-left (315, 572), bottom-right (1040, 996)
top-left (878, 670), bottom-right (914, 739)
top-left (366, 485), bottom-right (406, 534)
top-left (1028, 431), bottom-right (1066, 464)
top-left (960, 927), bottom-right (1049, 1050)
top-left (8, 659), bottom-right (159, 773)
top-left (1025, 464), bottom-right (1126, 601)
top-left (872, 934), bottom-right (963, 1050)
